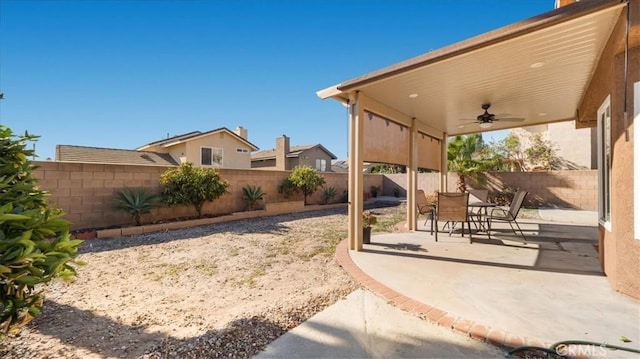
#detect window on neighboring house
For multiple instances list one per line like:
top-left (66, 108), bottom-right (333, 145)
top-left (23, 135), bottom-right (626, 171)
top-left (201, 147), bottom-right (223, 167)
top-left (236, 148), bottom-right (249, 153)
top-left (315, 159), bottom-right (326, 171)
top-left (597, 96), bottom-right (611, 228)
top-left (201, 147), bottom-right (212, 166)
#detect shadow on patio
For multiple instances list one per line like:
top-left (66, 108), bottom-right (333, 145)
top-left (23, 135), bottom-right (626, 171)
top-left (343, 214), bottom-right (640, 355)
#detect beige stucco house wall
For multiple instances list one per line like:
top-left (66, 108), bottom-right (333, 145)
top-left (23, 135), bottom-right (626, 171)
top-left (138, 127), bottom-right (258, 169)
top-left (576, 0), bottom-right (639, 299)
top-left (251, 135), bottom-right (337, 172)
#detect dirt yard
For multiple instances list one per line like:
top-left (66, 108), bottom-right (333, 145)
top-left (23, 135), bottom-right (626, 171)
top-left (0, 202), bottom-right (406, 359)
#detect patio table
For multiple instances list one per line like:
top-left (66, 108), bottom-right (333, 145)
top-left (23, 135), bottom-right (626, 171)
top-left (469, 201), bottom-right (496, 232)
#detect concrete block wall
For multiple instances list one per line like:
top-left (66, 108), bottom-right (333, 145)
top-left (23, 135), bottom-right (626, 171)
top-left (480, 170), bottom-right (597, 210)
top-left (381, 170), bottom-right (597, 210)
top-left (33, 161), bottom-right (384, 230)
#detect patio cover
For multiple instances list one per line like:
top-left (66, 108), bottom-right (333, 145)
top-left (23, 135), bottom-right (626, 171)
top-left (316, 0), bottom-right (626, 250)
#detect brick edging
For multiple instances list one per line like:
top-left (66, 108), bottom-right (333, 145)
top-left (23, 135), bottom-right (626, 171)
top-left (334, 238), bottom-right (551, 350)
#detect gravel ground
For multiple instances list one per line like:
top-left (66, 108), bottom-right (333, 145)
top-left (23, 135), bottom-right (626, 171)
top-left (0, 202), bottom-right (406, 359)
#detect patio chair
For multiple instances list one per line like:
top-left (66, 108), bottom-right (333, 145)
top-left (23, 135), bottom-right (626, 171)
top-left (468, 189), bottom-right (489, 203)
top-left (467, 189), bottom-right (489, 229)
top-left (487, 190), bottom-right (529, 242)
top-left (416, 189), bottom-right (435, 234)
top-left (435, 192), bottom-right (472, 243)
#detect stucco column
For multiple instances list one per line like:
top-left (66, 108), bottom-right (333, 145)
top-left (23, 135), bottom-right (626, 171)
top-left (407, 118), bottom-right (417, 230)
top-left (440, 133), bottom-right (448, 192)
top-left (348, 92), bottom-right (364, 251)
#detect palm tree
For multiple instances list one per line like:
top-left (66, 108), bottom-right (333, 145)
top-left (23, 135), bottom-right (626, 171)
top-left (447, 134), bottom-right (491, 193)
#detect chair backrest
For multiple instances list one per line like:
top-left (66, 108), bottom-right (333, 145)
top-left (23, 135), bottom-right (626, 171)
top-left (437, 192), bottom-right (469, 222)
top-left (468, 189), bottom-right (489, 203)
top-left (416, 190), bottom-right (427, 205)
top-left (508, 190), bottom-right (528, 218)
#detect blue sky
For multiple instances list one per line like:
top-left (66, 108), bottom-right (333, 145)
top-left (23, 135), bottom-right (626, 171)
top-left (0, 0), bottom-right (553, 161)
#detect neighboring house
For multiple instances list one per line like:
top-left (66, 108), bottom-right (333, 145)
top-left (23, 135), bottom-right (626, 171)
top-left (56, 126), bottom-right (259, 169)
top-left (331, 160), bottom-right (375, 173)
top-left (251, 135), bottom-right (337, 172)
top-left (55, 145), bottom-right (180, 166)
top-left (137, 127), bottom-right (258, 169)
top-left (511, 120), bottom-right (597, 170)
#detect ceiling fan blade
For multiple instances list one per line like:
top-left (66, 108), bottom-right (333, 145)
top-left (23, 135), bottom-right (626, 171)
top-left (495, 117), bottom-right (525, 122)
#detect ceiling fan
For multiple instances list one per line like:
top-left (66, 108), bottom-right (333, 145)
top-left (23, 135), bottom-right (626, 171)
top-left (459, 103), bottom-right (525, 129)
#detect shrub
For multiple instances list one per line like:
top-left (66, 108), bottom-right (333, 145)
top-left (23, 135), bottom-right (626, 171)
top-left (160, 163), bottom-right (229, 218)
top-left (113, 188), bottom-right (162, 226)
top-left (277, 178), bottom-right (298, 199)
top-left (321, 186), bottom-right (337, 204)
top-left (0, 126), bottom-right (82, 336)
top-left (288, 166), bottom-right (325, 205)
top-left (370, 186), bottom-right (381, 198)
top-left (242, 185), bottom-right (266, 211)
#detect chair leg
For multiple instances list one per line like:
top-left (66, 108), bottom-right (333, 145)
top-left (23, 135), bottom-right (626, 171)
top-left (468, 221), bottom-right (473, 244)
top-left (434, 219), bottom-right (438, 242)
top-left (512, 220), bottom-right (527, 243)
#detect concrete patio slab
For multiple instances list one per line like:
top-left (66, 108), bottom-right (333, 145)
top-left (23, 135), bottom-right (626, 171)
top-left (345, 216), bottom-right (640, 357)
top-left (254, 289), bottom-right (504, 359)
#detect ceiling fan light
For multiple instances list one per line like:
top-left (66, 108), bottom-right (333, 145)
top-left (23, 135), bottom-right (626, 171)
top-left (478, 122), bottom-right (493, 129)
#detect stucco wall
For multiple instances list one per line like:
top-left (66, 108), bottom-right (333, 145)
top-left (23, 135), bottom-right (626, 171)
top-left (183, 132), bottom-right (252, 169)
top-left (33, 161), bottom-right (382, 231)
top-left (577, 2), bottom-right (639, 299)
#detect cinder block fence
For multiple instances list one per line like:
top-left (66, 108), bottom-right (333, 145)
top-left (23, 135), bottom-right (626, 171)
top-left (33, 161), bottom-right (596, 231)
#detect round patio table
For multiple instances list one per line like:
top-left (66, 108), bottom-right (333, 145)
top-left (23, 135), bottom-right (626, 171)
top-left (468, 201), bottom-right (496, 232)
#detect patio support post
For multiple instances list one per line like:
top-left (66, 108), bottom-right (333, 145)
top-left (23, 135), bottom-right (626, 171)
top-left (407, 118), bottom-right (418, 230)
top-left (440, 132), bottom-right (448, 192)
top-left (348, 92), bottom-right (364, 250)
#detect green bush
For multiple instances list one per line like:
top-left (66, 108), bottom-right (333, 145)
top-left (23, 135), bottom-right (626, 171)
top-left (288, 166), bottom-right (326, 205)
top-left (0, 126), bottom-right (82, 335)
top-left (113, 188), bottom-right (162, 226)
top-left (242, 185), bottom-right (266, 211)
top-left (160, 163), bottom-right (229, 218)
top-left (277, 178), bottom-right (298, 199)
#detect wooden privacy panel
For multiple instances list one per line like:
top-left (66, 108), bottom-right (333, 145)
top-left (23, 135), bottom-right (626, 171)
top-left (417, 131), bottom-right (441, 171)
top-left (363, 111), bottom-right (409, 165)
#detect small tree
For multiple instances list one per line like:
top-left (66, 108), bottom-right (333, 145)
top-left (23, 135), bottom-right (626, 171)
top-left (0, 126), bottom-right (82, 335)
top-left (288, 166), bottom-right (326, 205)
top-left (277, 178), bottom-right (299, 199)
top-left (113, 188), bottom-right (161, 226)
top-left (525, 133), bottom-right (560, 170)
top-left (447, 134), bottom-right (491, 192)
top-left (160, 163), bottom-right (229, 218)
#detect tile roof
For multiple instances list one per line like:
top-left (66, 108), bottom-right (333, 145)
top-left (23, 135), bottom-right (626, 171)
top-left (137, 127), bottom-right (259, 151)
top-left (55, 145), bottom-right (179, 166)
top-left (251, 144), bottom-right (337, 160)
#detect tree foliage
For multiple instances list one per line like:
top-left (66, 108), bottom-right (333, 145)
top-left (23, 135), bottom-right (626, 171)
top-left (525, 133), bottom-right (559, 170)
top-left (0, 126), bottom-right (82, 335)
top-left (447, 134), bottom-right (492, 192)
top-left (113, 188), bottom-right (162, 226)
top-left (484, 131), bottom-right (560, 172)
top-left (160, 163), bottom-right (229, 218)
top-left (288, 166), bottom-right (326, 205)
top-left (367, 163), bottom-right (406, 174)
